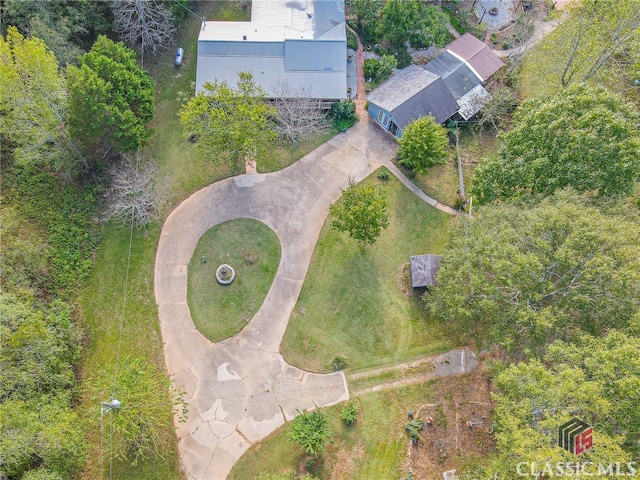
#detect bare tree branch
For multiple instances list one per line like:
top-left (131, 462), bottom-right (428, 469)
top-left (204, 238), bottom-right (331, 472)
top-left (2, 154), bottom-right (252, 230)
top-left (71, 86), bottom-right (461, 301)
top-left (272, 81), bottom-right (329, 147)
top-left (112, 0), bottom-right (176, 55)
top-left (105, 154), bottom-right (166, 231)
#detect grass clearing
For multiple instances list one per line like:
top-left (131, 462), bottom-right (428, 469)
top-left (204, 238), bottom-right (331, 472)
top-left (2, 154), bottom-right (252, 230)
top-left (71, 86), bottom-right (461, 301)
top-left (397, 128), bottom-right (500, 206)
top-left (229, 383), bottom-right (432, 479)
top-left (231, 371), bottom-right (495, 480)
top-left (188, 218), bottom-right (281, 342)
top-left (76, 224), bottom-right (182, 479)
top-left (280, 168), bottom-right (454, 373)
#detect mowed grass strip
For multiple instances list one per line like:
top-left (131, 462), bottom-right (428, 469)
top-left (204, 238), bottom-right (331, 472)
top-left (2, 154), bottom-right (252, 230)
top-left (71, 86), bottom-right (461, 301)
top-left (229, 383), bottom-right (431, 479)
top-left (188, 218), bottom-right (281, 342)
top-left (280, 169), bottom-right (454, 373)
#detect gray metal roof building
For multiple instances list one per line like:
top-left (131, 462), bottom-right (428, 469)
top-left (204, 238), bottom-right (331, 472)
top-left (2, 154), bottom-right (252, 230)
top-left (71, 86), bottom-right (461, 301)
top-left (195, 0), bottom-right (347, 99)
top-left (424, 51), bottom-right (492, 121)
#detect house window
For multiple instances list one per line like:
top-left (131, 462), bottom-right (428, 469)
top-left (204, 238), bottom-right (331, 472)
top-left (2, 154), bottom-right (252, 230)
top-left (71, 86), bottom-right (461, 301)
top-left (377, 110), bottom-right (391, 129)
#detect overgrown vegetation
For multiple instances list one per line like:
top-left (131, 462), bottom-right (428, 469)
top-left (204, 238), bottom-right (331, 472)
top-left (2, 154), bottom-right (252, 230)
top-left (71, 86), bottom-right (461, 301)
top-left (329, 99), bottom-right (359, 131)
top-left (427, 191), bottom-right (640, 355)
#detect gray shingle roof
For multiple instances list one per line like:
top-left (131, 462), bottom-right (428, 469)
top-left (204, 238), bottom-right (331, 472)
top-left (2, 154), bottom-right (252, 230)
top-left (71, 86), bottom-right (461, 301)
top-left (409, 254), bottom-right (442, 288)
top-left (366, 65), bottom-right (458, 127)
top-left (424, 52), bottom-right (482, 100)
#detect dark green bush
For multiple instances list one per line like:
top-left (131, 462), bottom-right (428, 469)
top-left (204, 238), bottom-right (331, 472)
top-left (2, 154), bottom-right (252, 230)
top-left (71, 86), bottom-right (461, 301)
top-left (329, 101), bottom-right (358, 131)
top-left (330, 355), bottom-right (347, 371)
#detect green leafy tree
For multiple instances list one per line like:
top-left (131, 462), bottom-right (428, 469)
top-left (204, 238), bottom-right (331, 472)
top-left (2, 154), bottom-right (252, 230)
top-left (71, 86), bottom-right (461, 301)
top-left (179, 72), bottom-right (277, 172)
top-left (379, 0), bottom-right (420, 47)
top-left (67, 35), bottom-right (155, 161)
top-left (397, 116), bottom-right (449, 173)
top-left (473, 84), bottom-right (640, 203)
top-left (0, 27), bottom-right (84, 176)
top-left (379, 0), bottom-right (450, 48)
top-left (346, 0), bottom-right (381, 44)
top-left (0, 396), bottom-right (87, 478)
top-left (364, 54), bottom-right (396, 86)
top-left (409, 5), bottom-right (451, 49)
top-left (288, 409), bottom-right (332, 457)
top-left (486, 354), bottom-right (631, 478)
top-left (484, 329), bottom-right (640, 476)
top-left (330, 180), bottom-right (390, 245)
top-left (1, 0), bottom-right (111, 64)
top-left (86, 355), bottom-right (187, 465)
top-left (426, 191), bottom-right (640, 354)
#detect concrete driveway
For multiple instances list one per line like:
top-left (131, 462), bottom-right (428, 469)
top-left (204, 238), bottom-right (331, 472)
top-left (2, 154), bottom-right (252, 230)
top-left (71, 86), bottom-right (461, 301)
top-left (155, 118), bottom-right (398, 479)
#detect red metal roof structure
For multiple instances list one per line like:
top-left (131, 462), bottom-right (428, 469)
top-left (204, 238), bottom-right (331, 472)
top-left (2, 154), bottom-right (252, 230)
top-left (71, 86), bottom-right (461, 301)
top-left (446, 33), bottom-right (504, 82)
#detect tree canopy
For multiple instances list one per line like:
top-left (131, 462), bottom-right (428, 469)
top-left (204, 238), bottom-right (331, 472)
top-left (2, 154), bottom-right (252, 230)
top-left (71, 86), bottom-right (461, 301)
top-left (330, 179), bottom-right (390, 245)
top-left (0, 27), bottom-right (84, 176)
top-left (397, 116), bottom-right (449, 173)
top-left (425, 191), bottom-right (640, 354)
top-left (378, 0), bottom-right (450, 49)
top-left (67, 35), bottom-right (155, 160)
top-left (485, 330), bottom-right (640, 476)
top-left (472, 84), bottom-right (640, 203)
top-left (179, 72), bottom-right (277, 172)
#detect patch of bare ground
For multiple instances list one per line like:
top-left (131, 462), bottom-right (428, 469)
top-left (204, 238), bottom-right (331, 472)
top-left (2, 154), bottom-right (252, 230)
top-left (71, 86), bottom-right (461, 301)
top-left (406, 369), bottom-right (495, 479)
top-left (327, 443), bottom-right (366, 480)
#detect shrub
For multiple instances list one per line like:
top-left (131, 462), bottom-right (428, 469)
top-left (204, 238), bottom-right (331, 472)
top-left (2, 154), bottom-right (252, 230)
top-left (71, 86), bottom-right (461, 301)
top-left (330, 355), bottom-right (347, 371)
top-left (377, 170), bottom-right (389, 180)
top-left (340, 400), bottom-right (361, 425)
top-left (405, 419), bottom-right (424, 442)
top-left (329, 100), bottom-right (358, 131)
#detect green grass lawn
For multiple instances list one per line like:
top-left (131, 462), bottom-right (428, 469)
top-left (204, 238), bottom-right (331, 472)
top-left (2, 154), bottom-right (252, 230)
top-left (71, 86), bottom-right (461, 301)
top-left (188, 219), bottom-right (281, 341)
top-left (77, 225), bottom-right (182, 479)
top-left (229, 383), bottom-right (431, 479)
top-left (397, 128), bottom-right (500, 206)
top-left (280, 168), bottom-right (454, 373)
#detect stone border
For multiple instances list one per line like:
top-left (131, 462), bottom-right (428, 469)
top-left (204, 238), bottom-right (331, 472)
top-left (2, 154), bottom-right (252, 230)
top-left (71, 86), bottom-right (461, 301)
top-left (215, 264), bottom-right (235, 285)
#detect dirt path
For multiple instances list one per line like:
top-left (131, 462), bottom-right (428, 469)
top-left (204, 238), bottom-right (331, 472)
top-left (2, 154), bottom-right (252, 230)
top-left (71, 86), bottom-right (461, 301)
top-left (346, 24), bottom-right (367, 118)
top-left (347, 349), bottom-right (478, 396)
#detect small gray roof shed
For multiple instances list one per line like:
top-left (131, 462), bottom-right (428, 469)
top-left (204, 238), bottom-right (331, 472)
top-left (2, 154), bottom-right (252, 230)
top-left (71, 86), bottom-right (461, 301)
top-left (409, 254), bottom-right (442, 288)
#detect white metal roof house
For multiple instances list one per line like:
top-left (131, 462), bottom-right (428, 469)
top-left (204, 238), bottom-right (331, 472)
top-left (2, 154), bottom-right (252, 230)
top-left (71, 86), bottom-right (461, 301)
top-left (195, 0), bottom-right (347, 101)
top-left (366, 33), bottom-right (503, 138)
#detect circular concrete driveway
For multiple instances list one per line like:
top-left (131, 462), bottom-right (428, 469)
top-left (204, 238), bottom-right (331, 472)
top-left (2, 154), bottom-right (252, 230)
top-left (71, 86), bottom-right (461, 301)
top-left (154, 119), bottom-right (398, 479)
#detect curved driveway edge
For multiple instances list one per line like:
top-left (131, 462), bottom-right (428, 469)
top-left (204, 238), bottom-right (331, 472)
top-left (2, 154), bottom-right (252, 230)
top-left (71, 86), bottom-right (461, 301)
top-left (155, 119), bottom-right (398, 479)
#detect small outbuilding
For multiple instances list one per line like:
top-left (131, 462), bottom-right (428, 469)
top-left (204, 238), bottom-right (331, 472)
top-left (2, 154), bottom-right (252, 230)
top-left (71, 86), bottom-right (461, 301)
top-left (409, 254), bottom-right (442, 289)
